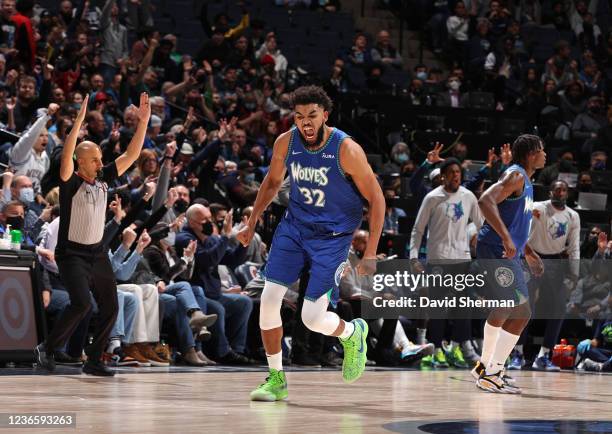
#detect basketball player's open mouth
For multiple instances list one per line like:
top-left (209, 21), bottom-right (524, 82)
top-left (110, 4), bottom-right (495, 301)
top-left (304, 127), bottom-right (315, 139)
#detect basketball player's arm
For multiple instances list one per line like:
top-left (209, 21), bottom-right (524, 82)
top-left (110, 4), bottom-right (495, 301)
top-left (60, 94), bottom-right (89, 181)
top-left (237, 133), bottom-right (288, 246)
top-left (115, 93), bottom-right (151, 176)
top-left (478, 171), bottom-right (524, 258)
top-left (341, 138), bottom-right (385, 263)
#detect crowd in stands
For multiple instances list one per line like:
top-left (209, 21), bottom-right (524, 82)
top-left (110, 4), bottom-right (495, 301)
top-left (0, 0), bottom-right (609, 372)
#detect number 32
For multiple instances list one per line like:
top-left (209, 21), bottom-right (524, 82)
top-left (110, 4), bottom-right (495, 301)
top-left (299, 187), bottom-right (325, 207)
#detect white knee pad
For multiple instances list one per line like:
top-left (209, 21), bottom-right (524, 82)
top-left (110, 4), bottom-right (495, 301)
top-left (301, 295), bottom-right (341, 336)
top-left (259, 281), bottom-right (288, 330)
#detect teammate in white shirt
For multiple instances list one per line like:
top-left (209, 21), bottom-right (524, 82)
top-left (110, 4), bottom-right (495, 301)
top-left (410, 158), bottom-right (483, 368)
top-left (507, 180), bottom-right (581, 371)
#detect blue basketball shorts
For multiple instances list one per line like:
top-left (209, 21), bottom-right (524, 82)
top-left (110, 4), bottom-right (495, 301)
top-left (262, 218), bottom-right (353, 307)
top-left (476, 242), bottom-right (530, 305)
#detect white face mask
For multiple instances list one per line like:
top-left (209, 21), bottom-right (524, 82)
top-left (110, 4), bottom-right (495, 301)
top-left (449, 80), bottom-right (461, 91)
top-left (164, 231), bottom-right (176, 247)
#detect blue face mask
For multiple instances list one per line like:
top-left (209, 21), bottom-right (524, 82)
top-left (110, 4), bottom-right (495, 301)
top-left (244, 173), bottom-right (256, 183)
top-left (395, 153), bottom-right (409, 164)
top-left (593, 161), bottom-right (606, 170)
top-left (416, 71), bottom-right (427, 81)
top-left (19, 187), bottom-right (34, 203)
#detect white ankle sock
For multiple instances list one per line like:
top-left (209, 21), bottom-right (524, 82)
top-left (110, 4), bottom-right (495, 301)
top-left (486, 329), bottom-right (520, 375)
top-left (106, 338), bottom-right (121, 354)
top-left (480, 322), bottom-right (500, 366)
top-left (266, 351), bottom-right (283, 371)
top-left (339, 321), bottom-right (355, 339)
top-left (538, 346), bottom-right (550, 359)
top-left (515, 344), bottom-right (524, 356)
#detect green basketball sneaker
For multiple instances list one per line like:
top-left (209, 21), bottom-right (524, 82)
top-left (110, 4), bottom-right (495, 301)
top-left (446, 345), bottom-right (469, 369)
top-left (433, 347), bottom-right (450, 368)
top-left (339, 318), bottom-right (369, 384)
top-left (250, 369), bottom-right (288, 401)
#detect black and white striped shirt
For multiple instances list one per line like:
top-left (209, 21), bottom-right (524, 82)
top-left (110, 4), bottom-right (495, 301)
top-left (56, 163), bottom-right (118, 255)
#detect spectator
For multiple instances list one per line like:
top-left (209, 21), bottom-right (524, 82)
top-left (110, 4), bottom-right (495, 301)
top-left (437, 75), bottom-right (469, 108)
top-left (446, 1), bottom-right (470, 67)
top-left (346, 33), bottom-right (372, 68)
top-left (371, 30), bottom-right (403, 69)
top-left (537, 150), bottom-right (578, 186)
top-left (176, 204), bottom-right (253, 365)
top-left (383, 188), bottom-right (406, 234)
top-left (99, 0), bottom-right (128, 86)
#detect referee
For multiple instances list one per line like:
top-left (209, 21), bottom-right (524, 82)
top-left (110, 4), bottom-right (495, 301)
top-left (35, 93), bottom-right (151, 376)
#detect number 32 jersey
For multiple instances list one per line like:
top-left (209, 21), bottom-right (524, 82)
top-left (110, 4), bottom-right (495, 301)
top-left (285, 126), bottom-right (365, 235)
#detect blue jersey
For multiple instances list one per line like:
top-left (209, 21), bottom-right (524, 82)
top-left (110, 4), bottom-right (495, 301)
top-left (478, 164), bottom-right (534, 254)
top-left (285, 126), bottom-right (364, 235)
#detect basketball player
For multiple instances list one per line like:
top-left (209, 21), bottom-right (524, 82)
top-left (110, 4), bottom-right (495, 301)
top-left (35, 93), bottom-right (151, 376)
top-left (472, 134), bottom-right (546, 393)
top-left (236, 86), bottom-right (384, 401)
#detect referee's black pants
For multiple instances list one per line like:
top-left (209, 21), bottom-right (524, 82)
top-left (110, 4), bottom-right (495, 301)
top-left (45, 252), bottom-right (118, 362)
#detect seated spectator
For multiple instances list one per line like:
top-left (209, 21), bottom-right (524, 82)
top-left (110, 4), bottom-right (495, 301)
top-left (545, 0), bottom-right (571, 31)
top-left (437, 75), bottom-right (469, 108)
top-left (232, 206), bottom-right (268, 264)
top-left (537, 150), bottom-right (578, 186)
top-left (176, 204), bottom-right (253, 365)
top-left (383, 188), bottom-right (406, 234)
top-left (560, 81), bottom-right (587, 124)
top-left (346, 33), bottom-right (372, 68)
top-left (371, 30), bottom-right (403, 69)
top-left (467, 18), bottom-right (493, 77)
top-left (589, 150), bottom-right (608, 171)
top-left (0, 174), bottom-right (43, 238)
top-left (383, 141), bottom-right (410, 175)
top-left (573, 96), bottom-right (607, 155)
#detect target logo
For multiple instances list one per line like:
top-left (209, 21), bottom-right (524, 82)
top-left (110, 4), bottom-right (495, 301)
top-left (0, 277), bottom-right (30, 341)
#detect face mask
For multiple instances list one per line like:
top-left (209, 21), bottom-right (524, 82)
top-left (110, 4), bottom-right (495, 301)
top-left (559, 159), bottom-right (574, 171)
top-left (551, 197), bottom-right (566, 208)
top-left (244, 173), bottom-right (256, 183)
top-left (95, 169), bottom-right (104, 181)
top-left (395, 153), bottom-right (409, 164)
top-left (579, 183), bottom-right (592, 192)
top-left (590, 106), bottom-right (602, 114)
top-left (174, 199), bottom-right (189, 214)
top-left (19, 187), bottom-right (34, 203)
top-left (244, 102), bottom-right (256, 111)
top-left (593, 161), bottom-right (606, 171)
top-left (5, 215), bottom-right (24, 230)
top-left (202, 221), bottom-right (214, 236)
top-left (355, 249), bottom-right (364, 259)
top-left (416, 71), bottom-right (427, 81)
top-left (216, 220), bottom-right (224, 232)
top-left (164, 231), bottom-right (176, 246)
top-left (449, 80), bottom-right (461, 91)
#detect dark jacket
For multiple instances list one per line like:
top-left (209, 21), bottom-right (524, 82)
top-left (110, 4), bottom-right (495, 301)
top-left (175, 227), bottom-right (247, 299)
top-left (143, 244), bottom-right (194, 284)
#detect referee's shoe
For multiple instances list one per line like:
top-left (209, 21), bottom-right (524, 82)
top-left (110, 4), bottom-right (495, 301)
top-left (82, 359), bottom-right (115, 376)
top-left (35, 343), bottom-right (56, 372)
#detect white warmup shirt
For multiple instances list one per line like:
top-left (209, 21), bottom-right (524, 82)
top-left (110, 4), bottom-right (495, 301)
top-left (409, 185), bottom-right (483, 261)
top-left (528, 200), bottom-right (581, 276)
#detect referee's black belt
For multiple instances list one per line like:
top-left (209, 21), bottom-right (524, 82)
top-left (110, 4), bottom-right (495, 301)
top-left (535, 252), bottom-right (564, 260)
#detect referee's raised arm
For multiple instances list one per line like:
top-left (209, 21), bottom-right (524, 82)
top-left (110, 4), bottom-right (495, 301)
top-left (60, 94), bottom-right (89, 182)
top-left (115, 92), bottom-right (151, 176)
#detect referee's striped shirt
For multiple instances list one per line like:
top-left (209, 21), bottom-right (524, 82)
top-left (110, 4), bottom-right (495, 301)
top-left (56, 163), bottom-right (118, 255)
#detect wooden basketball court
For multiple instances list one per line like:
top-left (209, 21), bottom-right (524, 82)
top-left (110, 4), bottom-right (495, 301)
top-left (0, 366), bottom-right (610, 433)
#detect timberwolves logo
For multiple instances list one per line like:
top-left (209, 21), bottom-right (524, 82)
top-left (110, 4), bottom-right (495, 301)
top-left (444, 202), bottom-right (464, 223)
top-left (548, 220), bottom-right (568, 240)
top-left (495, 267), bottom-right (515, 288)
top-left (335, 261), bottom-right (348, 286)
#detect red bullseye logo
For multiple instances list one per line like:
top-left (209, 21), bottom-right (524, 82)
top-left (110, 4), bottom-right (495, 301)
top-left (0, 277), bottom-right (29, 341)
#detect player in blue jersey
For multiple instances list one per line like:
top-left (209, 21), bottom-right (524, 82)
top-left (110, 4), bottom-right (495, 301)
top-left (472, 134), bottom-right (546, 394)
top-left (237, 86), bottom-right (385, 401)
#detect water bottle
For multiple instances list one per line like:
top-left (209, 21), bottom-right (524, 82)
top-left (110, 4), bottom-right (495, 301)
top-left (10, 229), bottom-right (22, 250)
